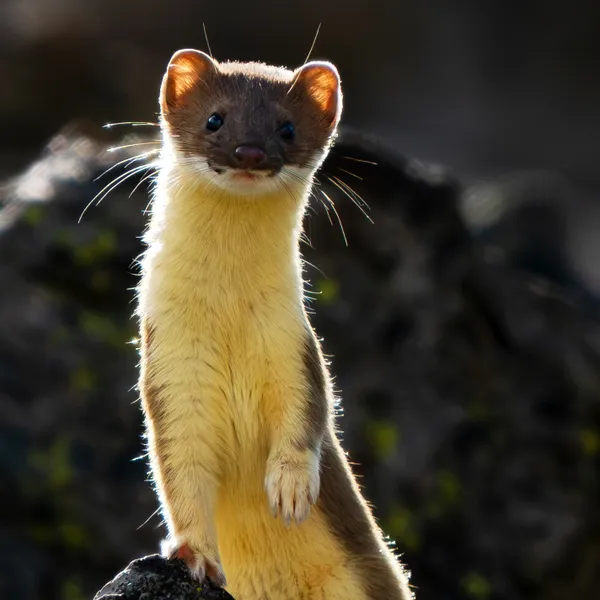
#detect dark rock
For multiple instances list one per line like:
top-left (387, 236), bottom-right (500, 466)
top-left (94, 555), bottom-right (234, 600)
top-left (94, 554), bottom-right (232, 600)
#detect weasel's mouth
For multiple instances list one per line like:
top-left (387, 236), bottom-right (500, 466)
top-left (232, 171), bottom-right (259, 181)
top-left (206, 163), bottom-right (284, 195)
top-left (210, 166), bottom-right (278, 179)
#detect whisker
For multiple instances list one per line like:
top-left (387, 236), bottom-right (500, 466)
top-left (321, 189), bottom-right (348, 246)
top-left (326, 175), bottom-right (373, 224)
top-left (300, 230), bottom-right (313, 247)
top-left (108, 141), bottom-right (161, 152)
top-left (331, 175), bottom-right (370, 209)
top-left (284, 170), bottom-right (319, 197)
top-left (303, 258), bottom-right (326, 278)
top-left (309, 188), bottom-right (323, 216)
top-left (276, 175), bottom-right (302, 208)
top-left (78, 163), bottom-right (155, 223)
top-left (142, 194), bottom-right (154, 215)
top-left (302, 23), bottom-right (322, 65)
top-left (317, 189), bottom-right (334, 226)
top-left (130, 169), bottom-right (157, 199)
top-left (274, 175), bottom-right (318, 247)
top-left (285, 172), bottom-right (332, 225)
top-left (336, 167), bottom-right (363, 181)
top-left (203, 22), bottom-right (213, 57)
top-left (304, 193), bottom-right (319, 216)
top-left (94, 149), bottom-right (159, 182)
top-left (103, 121), bottom-right (160, 129)
top-left (96, 164), bottom-right (155, 205)
top-left (336, 180), bottom-right (371, 222)
top-left (137, 507), bottom-right (162, 531)
top-left (341, 155), bottom-right (378, 165)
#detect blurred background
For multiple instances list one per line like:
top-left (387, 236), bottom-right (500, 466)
top-left (1, 1), bottom-right (600, 599)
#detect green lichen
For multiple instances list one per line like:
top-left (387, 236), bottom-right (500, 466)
top-left (55, 228), bottom-right (76, 247)
top-left (30, 524), bottom-right (53, 544)
top-left (49, 438), bottom-right (73, 490)
top-left (49, 326), bottom-right (70, 346)
top-left (439, 470), bottom-right (461, 504)
top-left (23, 205), bottom-right (45, 226)
top-left (425, 470), bottom-right (462, 519)
top-left (74, 245), bottom-right (96, 265)
top-left (365, 420), bottom-right (399, 459)
top-left (315, 278), bottom-right (339, 305)
top-left (462, 572), bottom-right (491, 599)
top-left (62, 576), bottom-right (85, 600)
top-left (70, 367), bottom-right (96, 392)
top-left (386, 506), bottom-right (421, 551)
top-left (78, 310), bottom-right (126, 346)
top-left (90, 270), bottom-right (111, 292)
top-left (30, 438), bottom-right (72, 490)
top-left (72, 230), bottom-right (118, 265)
top-left (59, 522), bottom-right (88, 549)
top-left (94, 230), bottom-right (117, 255)
top-left (30, 521), bottom-right (88, 551)
top-left (580, 429), bottom-right (600, 455)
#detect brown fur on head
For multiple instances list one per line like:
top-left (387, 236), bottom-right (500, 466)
top-left (159, 49), bottom-right (343, 182)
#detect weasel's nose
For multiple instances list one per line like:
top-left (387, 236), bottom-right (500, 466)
top-left (234, 145), bottom-right (267, 169)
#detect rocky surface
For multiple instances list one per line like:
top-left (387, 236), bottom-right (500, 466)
top-left (94, 555), bottom-right (234, 600)
top-left (0, 124), bottom-right (599, 600)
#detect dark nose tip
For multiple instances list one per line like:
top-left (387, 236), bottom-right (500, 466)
top-left (234, 145), bottom-right (267, 169)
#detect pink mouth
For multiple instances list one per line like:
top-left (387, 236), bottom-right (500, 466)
top-left (232, 172), bottom-right (259, 182)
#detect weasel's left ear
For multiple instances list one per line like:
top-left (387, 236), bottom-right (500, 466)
top-left (160, 49), bottom-right (217, 115)
top-left (293, 61), bottom-right (342, 129)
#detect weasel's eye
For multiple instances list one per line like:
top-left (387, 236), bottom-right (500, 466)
top-left (278, 121), bottom-right (295, 142)
top-left (206, 113), bottom-right (224, 132)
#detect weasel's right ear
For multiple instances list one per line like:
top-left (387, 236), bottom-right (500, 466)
top-left (293, 61), bottom-right (342, 129)
top-left (160, 49), bottom-right (216, 115)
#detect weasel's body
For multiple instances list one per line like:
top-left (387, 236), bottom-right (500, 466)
top-left (137, 49), bottom-right (413, 599)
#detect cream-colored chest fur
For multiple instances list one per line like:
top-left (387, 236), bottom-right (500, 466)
top-left (139, 179), bottom-right (308, 474)
top-left (144, 252), bottom-right (305, 462)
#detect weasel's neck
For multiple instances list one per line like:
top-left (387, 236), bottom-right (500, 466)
top-left (146, 166), bottom-right (309, 303)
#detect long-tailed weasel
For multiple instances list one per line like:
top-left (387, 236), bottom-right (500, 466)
top-left (137, 48), bottom-right (413, 600)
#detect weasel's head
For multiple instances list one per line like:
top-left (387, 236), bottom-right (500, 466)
top-left (158, 49), bottom-right (342, 197)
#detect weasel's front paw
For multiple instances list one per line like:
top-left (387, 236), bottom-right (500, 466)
top-left (163, 537), bottom-right (227, 588)
top-left (265, 450), bottom-right (320, 526)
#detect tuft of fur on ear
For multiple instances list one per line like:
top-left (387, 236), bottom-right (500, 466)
top-left (160, 49), bottom-right (217, 115)
top-left (294, 61), bottom-right (342, 129)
